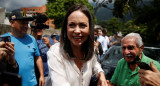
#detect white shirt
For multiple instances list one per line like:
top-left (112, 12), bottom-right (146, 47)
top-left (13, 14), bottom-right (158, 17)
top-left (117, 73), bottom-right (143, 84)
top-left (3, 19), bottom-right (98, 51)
top-left (104, 36), bottom-right (110, 50)
top-left (46, 43), bottom-right (103, 86)
top-left (97, 35), bottom-right (108, 53)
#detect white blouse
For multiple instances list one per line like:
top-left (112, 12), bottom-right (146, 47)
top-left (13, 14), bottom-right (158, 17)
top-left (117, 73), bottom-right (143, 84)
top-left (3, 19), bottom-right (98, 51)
top-left (46, 43), bottom-right (103, 86)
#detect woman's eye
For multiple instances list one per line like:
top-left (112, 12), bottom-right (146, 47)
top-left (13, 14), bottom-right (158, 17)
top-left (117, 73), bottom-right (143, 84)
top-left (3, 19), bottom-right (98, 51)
top-left (80, 24), bottom-right (87, 28)
top-left (69, 23), bottom-right (76, 28)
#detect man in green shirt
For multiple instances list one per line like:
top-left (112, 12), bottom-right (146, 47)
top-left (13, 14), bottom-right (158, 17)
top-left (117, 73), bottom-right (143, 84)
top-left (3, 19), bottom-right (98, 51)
top-left (109, 33), bottom-right (160, 86)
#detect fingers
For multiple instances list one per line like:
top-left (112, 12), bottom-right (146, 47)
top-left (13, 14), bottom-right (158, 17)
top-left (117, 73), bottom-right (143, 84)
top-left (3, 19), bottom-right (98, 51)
top-left (98, 81), bottom-right (108, 86)
top-left (5, 42), bottom-right (15, 56)
top-left (39, 77), bottom-right (45, 86)
top-left (42, 37), bottom-right (49, 43)
top-left (0, 41), bottom-right (6, 47)
top-left (39, 80), bottom-right (42, 86)
top-left (138, 69), bottom-right (145, 74)
top-left (0, 47), bottom-right (8, 60)
top-left (139, 75), bottom-right (147, 86)
top-left (150, 61), bottom-right (159, 72)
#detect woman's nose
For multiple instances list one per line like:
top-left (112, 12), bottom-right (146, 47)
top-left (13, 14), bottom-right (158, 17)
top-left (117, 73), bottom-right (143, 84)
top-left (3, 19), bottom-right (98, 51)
top-left (74, 26), bottom-right (81, 33)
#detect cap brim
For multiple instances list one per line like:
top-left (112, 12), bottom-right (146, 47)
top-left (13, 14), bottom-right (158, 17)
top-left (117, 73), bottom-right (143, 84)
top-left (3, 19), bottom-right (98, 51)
top-left (17, 17), bottom-right (34, 21)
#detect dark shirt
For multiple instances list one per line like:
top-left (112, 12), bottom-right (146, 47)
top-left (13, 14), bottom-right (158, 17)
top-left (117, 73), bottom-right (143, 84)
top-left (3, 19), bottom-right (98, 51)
top-left (0, 61), bottom-right (20, 86)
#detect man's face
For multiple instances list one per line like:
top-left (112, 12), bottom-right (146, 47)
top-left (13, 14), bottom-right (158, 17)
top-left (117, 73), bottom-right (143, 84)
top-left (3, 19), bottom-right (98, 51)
top-left (122, 37), bottom-right (143, 63)
top-left (11, 20), bottom-right (29, 35)
top-left (98, 29), bottom-right (102, 36)
top-left (36, 29), bottom-right (43, 36)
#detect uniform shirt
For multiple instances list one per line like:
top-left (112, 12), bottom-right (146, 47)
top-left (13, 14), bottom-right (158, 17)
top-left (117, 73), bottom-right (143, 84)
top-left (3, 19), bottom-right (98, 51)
top-left (46, 43), bottom-right (103, 86)
top-left (1, 32), bottom-right (40, 86)
top-left (111, 53), bottom-right (160, 86)
top-left (37, 38), bottom-right (54, 77)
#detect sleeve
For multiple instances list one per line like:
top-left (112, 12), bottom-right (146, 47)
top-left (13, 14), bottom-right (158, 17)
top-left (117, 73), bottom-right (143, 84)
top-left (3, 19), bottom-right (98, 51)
top-left (110, 60), bottom-right (121, 84)
top-left (47, 45), bottom-right (70, 86)
top-left (92, 54), bottom-right (104, 75)
top-left (152, 60), bottom-right (160, 71)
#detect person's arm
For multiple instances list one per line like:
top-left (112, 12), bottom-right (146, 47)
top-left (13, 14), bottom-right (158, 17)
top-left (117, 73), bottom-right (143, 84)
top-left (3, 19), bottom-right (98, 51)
top-left (138, 61), bottom-right (160, 86)
top-left (92, 54), bottom-right (108, 86)
top-left (110, 41), bottom-right (119, 46)
top-left (35, 56), bottom-right (45, 86)
top-left (0, 42), bottom-right (19, 73)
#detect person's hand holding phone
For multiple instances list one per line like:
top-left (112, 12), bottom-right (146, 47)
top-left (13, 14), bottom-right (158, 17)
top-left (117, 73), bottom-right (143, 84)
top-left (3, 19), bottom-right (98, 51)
top-left (0, 36), bottom-right (16, 66)
top-left (0, 41), bottom-right (16, 65)
top-left (5, 42), bottom-right (16, 65)
top-left (138, 61), bottom-right (160, 86)
top-left (0, 41), bottom-right (8, 61)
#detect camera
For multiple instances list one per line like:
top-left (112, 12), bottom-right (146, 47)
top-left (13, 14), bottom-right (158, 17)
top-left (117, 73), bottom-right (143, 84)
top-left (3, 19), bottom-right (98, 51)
top-left (30, 13), bottom-right (49, 30)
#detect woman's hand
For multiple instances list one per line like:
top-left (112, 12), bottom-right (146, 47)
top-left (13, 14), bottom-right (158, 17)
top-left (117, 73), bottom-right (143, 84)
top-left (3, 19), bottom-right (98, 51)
top-left (97, 72), bottom-right (108, 86)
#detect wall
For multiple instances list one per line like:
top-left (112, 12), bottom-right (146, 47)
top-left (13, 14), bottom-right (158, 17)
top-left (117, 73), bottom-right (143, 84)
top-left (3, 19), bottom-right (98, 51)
top-left (0, 24), bottom-right (12, 35)
top-left (0, 8), bottom-right (5, 24)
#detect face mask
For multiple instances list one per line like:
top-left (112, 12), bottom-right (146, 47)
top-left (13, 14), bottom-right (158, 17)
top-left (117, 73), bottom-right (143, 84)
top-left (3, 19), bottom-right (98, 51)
top-left (128, 54), bottom-right (140, 65)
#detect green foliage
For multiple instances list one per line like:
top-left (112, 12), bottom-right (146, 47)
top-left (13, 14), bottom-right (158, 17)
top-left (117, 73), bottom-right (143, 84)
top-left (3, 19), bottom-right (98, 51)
top-left (113, 0), bottom-right (160, 44)
top-left (106, 17), bottom-right (122, 34)
top-left (98, 20), bottom-right (108, 28)
top-left (46, 0), bottom-right (94, 29)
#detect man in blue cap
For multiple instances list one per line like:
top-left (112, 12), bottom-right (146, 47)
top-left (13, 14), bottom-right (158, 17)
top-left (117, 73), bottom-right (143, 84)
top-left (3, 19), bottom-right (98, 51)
top-left (1, 10), bottom-right (45, 86)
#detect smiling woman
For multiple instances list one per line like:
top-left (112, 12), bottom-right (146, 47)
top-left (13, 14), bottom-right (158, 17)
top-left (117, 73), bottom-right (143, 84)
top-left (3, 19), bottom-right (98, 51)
top-left (46, 4), bottom-right (108, 86)
top-left (67, 10), bottom-right (89, 49)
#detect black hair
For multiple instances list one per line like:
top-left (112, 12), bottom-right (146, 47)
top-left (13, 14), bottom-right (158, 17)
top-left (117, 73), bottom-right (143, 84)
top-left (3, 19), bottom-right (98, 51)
top-left (60, 4), bottom-right (94, 61)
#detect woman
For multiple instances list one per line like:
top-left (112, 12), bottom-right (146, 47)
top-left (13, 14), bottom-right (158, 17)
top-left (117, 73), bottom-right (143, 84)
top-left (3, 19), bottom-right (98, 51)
top-left (47, 4), bottom-right (107, 86)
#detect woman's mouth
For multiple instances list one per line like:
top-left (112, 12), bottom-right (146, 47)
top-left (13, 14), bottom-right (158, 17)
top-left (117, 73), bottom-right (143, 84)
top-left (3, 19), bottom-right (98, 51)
top-left (73, 36), bottom-right (82, 41)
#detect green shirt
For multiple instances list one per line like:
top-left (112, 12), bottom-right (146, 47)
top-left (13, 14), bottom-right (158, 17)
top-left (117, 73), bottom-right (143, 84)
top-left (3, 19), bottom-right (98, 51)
top-left (110, 53), bottom-right (160, 86)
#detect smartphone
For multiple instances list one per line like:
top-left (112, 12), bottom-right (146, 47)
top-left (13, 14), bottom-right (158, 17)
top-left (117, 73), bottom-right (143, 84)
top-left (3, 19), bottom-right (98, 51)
top-left (0, 36), bottom-right (11, 42)
top-left (136, 62), bottom-right (152, 70)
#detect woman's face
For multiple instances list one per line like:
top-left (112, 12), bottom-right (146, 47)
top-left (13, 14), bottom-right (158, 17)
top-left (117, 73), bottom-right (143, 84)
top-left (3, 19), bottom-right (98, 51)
top-left (67, 10), bottom-right (89, 47)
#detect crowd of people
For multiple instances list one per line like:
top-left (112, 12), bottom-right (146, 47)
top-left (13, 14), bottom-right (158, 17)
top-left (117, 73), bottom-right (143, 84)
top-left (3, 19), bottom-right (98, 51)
top-left (0, 4), bottom-right (160, 86)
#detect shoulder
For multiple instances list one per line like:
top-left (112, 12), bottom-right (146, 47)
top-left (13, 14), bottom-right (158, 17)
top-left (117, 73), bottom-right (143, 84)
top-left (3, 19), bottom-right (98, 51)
top-left (26, 34), bottom-right (36, 40)
top-left (142, 55), bottom-right (160, 70)
top-left (118, 58), bottom-right (126, 64)
top-left (47, 43), bottom-right (67, 62)
top-left (116, 58), bottom-right (126, 67)
top-left (48, 43), bottom-right (61, 56)
top-left (1, 32), bottom-right (10, 37)
top-left (49, 43), bottom-right (60, 51)
top-left (144, 55), bottom-right (160, 65)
